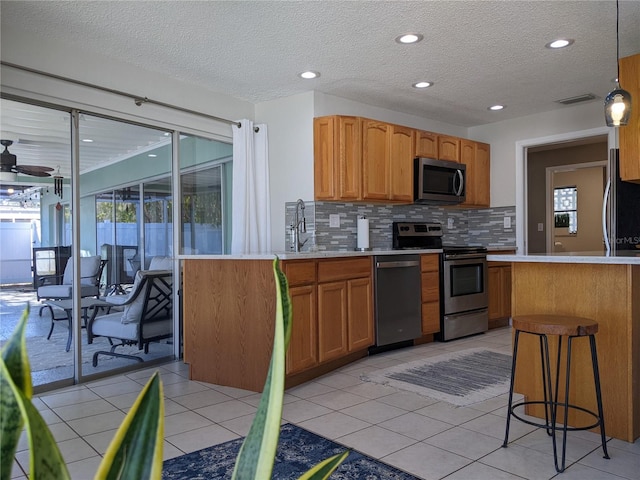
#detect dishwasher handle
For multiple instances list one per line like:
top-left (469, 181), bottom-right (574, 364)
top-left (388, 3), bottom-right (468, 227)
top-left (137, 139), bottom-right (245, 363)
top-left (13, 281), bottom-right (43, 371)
top-left (375, 260), bottom-right (420, 269)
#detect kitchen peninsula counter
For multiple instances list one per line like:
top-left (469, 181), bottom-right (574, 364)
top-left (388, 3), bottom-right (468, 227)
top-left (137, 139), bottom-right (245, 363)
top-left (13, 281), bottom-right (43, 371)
top-left (489, 253), bottom-right (639, 442)
top-left (182, 249), bottom-right (443, 395)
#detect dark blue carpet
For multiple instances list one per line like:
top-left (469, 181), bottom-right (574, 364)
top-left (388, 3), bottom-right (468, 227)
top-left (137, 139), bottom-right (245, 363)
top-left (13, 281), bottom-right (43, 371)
top-left (162, 423), bottom-right (418, 479)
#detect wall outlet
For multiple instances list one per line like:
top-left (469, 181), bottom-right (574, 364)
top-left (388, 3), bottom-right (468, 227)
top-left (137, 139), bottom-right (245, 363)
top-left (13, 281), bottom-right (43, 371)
top-left (447, 217), bottom-right (454, 229)
top-left (329, 214), bottom-right (340, 228)
top-left (503, 216), bottom-right (511, 229)
top-left (538, 222), bottom-right (544, 232)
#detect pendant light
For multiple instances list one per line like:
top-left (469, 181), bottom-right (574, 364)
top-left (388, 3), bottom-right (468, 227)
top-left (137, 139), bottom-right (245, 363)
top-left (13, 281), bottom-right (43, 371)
top-left (604, 0), bottom-right (632, 127)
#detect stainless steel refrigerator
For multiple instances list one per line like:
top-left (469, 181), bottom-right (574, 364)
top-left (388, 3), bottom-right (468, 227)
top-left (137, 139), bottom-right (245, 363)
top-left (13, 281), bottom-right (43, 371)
top-left (603, 149), bottom-right (640, 253)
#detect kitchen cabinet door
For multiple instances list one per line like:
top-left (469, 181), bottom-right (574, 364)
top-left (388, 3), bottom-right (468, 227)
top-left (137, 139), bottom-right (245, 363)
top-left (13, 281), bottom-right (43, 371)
top-left (337, 116), bottom-right (362, 199)
top-left (317, 281), bottom-right (348, 362)
top-left (420, 254), bottom-right (440, 335)
top-left (389, 125), bottom-right (415, 202)
top-left (488, 264), bottom-right (511, 327)
top-left (474, 142), bottom-right (490, 207)
top-left (286, 285), bottom-right (318, 375)
top-left (460, 140), bottom-right (476, 206)
top-left (313, 116), bottom-right (362, 200)
top-left (461, 140), bottom-right (491, 207)
top-left (362, 119), bottom-right (391, 200)
top-left (438, 135), bottom-right (461, 162)
top-left (415, 130), bottom-right (438, 158)
top-left (347, 276), bottom-right (374, 351)
top-left (619, 53), bottom-right (640, 183)
top-left (313, 116), bottom-right (336, 200)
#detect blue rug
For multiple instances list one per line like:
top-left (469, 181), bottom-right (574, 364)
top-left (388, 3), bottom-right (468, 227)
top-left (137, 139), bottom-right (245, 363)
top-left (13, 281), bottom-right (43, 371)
top-left (162, 423), bottom-right (418, 479)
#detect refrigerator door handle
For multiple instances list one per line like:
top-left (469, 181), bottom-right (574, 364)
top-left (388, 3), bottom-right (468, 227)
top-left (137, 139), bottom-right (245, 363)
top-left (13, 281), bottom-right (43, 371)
top-left (603, 178), bottom-right (611, 253)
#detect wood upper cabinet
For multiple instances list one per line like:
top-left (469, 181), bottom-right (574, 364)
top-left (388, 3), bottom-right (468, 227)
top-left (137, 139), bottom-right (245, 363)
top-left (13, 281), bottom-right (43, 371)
top-left (389, 125), bottom-right (415, 202)
top-left (415, 130), bottom-right (438, 158)
top-left (420, 254), bottom-right (440, 334)
top-left (619, 53), bottom-right (640, 183)
top-left (461, 139), bottom-right (490, 207)
top-left (438, 135), bottom-right (461, 162)
top-left (362, 119), bottom-right (391, 200)
top-left (314, 116), bottom-right (361, 200)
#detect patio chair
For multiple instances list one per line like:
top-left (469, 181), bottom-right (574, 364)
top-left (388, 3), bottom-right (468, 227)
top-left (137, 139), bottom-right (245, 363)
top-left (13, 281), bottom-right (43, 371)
top-left (37, 255), bottom-right (107, 315)
top-left (87, 269), bottom-right (173, 366)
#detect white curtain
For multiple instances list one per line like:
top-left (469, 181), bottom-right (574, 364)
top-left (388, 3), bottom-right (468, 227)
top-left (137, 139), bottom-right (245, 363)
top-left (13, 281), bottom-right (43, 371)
top-left (231, 119), bottom-right (271, 254)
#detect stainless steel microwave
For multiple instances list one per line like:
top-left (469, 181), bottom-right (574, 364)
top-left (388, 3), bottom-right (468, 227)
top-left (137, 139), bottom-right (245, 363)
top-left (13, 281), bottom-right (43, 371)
top-left (414, 157), bottom-right (466, 205)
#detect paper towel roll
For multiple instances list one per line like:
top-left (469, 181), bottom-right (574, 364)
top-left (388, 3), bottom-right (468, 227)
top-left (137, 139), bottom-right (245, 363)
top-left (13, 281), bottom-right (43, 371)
top-left (357, 217), bottom-right (370, 250)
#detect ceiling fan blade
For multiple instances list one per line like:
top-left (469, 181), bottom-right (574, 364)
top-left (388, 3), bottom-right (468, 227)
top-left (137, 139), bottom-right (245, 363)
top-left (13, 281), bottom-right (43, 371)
top-left (14, 165), bottom-right (53, 177)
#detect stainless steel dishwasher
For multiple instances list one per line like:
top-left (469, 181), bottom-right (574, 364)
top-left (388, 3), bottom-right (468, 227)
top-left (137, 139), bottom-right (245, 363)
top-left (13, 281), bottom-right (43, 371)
top-left (373, 254), bottom-right (422, 349)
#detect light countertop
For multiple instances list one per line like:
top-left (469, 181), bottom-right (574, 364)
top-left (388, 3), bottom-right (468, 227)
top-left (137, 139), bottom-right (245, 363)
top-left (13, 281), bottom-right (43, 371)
top-left (181, 249), bottom-right (443, 261)
top-left (487, 250), bottom-right (640, 265)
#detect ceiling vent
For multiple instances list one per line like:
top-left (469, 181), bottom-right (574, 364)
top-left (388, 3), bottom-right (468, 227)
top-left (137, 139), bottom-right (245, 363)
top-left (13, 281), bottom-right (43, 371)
top-left (555, 93), bottom-right (598, 105)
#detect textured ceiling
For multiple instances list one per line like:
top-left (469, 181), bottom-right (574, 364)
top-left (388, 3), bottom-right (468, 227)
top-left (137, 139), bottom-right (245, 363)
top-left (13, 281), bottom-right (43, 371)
top-left (2, 0), bottom-right (639, 129)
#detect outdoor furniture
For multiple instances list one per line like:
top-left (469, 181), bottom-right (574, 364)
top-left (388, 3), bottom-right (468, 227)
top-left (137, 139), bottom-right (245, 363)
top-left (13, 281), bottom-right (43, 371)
top-left (43, 297), bottom-right (113, 352)
top-left (37, 256), bottom-right (107, 313)
top-left (87, 269), bottom-right (173, 366)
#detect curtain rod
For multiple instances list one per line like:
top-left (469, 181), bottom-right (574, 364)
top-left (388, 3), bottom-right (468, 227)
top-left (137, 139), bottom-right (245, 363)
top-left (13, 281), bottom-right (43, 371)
top-left (1, 61), bottom-right (259, 131)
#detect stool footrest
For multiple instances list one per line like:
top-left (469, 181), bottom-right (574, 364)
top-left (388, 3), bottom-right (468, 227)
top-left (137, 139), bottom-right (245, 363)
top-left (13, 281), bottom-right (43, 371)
top-left (509, 401), bottom-right (603, 432)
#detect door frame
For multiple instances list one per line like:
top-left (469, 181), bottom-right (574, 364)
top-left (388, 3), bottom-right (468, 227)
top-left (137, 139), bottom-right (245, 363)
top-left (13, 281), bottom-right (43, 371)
top-left (515, 126), bottom-right (614, 254)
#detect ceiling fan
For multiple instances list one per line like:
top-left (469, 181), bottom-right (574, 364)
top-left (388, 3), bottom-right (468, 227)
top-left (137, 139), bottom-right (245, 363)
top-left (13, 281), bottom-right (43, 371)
top-left (0, 139), bottom-right (55, 178)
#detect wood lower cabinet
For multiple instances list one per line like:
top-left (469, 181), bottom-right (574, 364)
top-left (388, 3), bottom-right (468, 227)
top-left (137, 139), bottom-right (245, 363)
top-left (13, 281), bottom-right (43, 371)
top-left (619, 53), bottom-right (640, 183)
top-left (284, 260), bottom-right (318, 375)
top-left (317, 257), bottom-right (373, 362)
top-left (420, 254), bottom-right (440, 334)
top-left (488, 258), bottom-right (512, 328)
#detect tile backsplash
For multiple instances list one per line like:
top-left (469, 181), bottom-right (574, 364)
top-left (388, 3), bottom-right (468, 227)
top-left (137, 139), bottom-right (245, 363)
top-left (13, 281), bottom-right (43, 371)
top-left (284, 201), bottom-right (516, 252)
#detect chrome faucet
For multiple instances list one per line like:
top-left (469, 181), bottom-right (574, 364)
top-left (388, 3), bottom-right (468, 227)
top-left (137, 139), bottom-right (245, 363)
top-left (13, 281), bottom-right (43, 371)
top-left (290, 199), bottom-right (307, 252)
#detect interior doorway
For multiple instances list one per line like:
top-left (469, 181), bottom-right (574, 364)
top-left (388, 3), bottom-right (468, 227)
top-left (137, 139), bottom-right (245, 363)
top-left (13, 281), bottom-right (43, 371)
top-left (525, 136), bottom-right (608, 254)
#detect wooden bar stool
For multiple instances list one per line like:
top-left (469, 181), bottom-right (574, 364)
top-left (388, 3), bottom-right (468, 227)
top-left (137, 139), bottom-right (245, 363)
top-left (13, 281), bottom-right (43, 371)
top-left (502, 314), bottom-right (610, 473)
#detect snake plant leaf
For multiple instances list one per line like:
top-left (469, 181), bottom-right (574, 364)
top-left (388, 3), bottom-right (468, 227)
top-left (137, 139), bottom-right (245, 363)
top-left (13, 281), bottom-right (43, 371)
top-left (231, 257), bottom-right (292, 479)
top-left (94, 372), bottom-right (164, 480)
top-left (1, 305), bottom-right (70, 480)
top-left (298, 451), bottom-right (350, 480)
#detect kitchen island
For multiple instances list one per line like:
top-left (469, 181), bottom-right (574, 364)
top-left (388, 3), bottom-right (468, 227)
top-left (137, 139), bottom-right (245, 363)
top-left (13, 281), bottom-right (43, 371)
top-left (487, 252), bottom-right (640, 442)
top-left (182, 249), bottom-right (442, 393)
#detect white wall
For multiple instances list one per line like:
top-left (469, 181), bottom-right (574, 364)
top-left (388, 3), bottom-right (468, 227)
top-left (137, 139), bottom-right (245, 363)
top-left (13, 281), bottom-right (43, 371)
top-left (255, 92), bottom-right (315, 251)
top-left (468, 101), bottom-right (607, 208)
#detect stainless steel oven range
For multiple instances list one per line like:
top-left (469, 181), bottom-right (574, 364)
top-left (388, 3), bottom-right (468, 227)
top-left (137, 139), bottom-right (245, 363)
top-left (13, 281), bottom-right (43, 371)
top-left (392, 221), bottom-right (489, 341)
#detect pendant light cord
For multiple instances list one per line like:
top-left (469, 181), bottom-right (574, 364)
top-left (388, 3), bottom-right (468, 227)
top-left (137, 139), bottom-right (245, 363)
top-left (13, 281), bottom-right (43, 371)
top-left (616, 0), bottom-right (621, 85)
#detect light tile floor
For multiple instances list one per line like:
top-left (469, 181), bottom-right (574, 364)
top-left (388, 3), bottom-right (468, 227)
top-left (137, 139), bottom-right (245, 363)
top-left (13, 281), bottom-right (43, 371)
top-left (11, 327), bottom-right (639, 479)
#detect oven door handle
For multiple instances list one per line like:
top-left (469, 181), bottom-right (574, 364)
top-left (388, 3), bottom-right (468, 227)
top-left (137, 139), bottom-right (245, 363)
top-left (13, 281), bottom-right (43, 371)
top-left (375, 260), bottom-right (420, 269)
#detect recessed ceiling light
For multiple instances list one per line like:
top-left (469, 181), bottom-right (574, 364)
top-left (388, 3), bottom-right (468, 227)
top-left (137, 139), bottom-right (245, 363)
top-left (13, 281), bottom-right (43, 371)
top-left (82, 138), bottom-right (93, 142)
top-left (412, 81), bottom-right (433, 89)
top-left (488, 105), bottom-right (505, 111)
top-left (396, 33), bottom-right (423, 44)
top-left (148, 154), bottom-right (157, 158)
top-left (299, 71), bottom-right (320, 79)
top-left (545, 38), bottom-right (574, 49)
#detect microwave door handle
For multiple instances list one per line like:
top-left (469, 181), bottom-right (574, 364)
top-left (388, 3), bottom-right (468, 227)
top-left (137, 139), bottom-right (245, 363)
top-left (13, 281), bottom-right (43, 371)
top-left (454, 169), bottom-right (464, 196)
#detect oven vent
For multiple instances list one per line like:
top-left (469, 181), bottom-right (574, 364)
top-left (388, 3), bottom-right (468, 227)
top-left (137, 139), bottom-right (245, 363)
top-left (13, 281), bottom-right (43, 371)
top-left (555, 94), bottom-right (598, 105)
